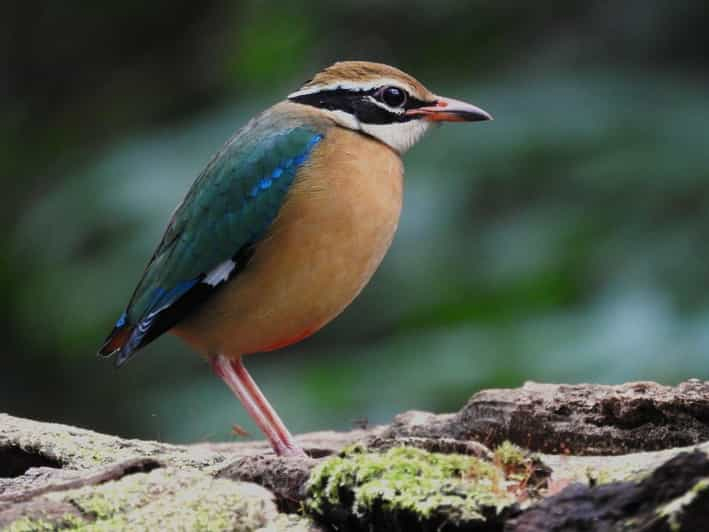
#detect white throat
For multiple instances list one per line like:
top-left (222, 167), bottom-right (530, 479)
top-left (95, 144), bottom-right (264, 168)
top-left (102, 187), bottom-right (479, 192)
top-left (324, 109), bottom-right (432, 154)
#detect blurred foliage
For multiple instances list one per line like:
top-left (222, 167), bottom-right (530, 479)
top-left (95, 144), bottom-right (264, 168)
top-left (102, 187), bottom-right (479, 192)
top-left (2, 1), bottom-right (708, 443)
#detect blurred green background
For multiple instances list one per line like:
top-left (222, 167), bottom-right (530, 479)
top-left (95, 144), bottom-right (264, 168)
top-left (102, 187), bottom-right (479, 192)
top-left (2, 1), bottom-right (708, 444)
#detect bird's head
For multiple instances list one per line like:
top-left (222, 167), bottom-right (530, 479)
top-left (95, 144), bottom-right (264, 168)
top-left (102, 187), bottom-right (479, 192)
top-left (288, 61), bottom-right (491, 154)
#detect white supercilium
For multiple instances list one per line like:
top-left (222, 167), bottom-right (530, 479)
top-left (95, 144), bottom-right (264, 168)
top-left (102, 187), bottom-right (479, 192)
top-left (288, 79), bottom-right (415, 99)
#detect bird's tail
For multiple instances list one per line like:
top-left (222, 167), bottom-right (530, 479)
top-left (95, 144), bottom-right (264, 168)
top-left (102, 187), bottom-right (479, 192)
top-left (98, 312), bottom-right (137, 367)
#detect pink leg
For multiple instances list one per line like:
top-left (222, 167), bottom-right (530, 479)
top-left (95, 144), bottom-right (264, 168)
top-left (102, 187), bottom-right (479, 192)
top-left (211, 354), bottom-right (306, 457)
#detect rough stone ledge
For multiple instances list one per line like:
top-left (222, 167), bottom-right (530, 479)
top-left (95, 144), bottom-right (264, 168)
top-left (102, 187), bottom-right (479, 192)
top-left (0, 380), bottom-right (708, 531)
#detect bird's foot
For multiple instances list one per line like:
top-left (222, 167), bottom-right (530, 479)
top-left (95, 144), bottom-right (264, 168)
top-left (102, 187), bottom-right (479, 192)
top-left (276, 441), bottom-right (309, 458)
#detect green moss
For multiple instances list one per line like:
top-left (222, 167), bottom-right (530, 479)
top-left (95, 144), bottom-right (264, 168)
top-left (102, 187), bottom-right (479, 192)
top-left (60, 514), bottom-right (87, 529)
top-left (656, 477), bottom-right (709, 531)
top-left (585, 466), bottom-right (614, 486)
top-left (494, 441), bottom-right (527, 477)
top-left (5, 513), bottom-right (87, 531)
top-left (5, 517), bottom-right (55, 532)
top-left (33, 468), bottom-right (277, 531)
top-left (494, 441), bottom-right (525, 465)
top-left (306, 445), bottom-right (519, 526)
top-left (692, 478), bottom-right (709, 494)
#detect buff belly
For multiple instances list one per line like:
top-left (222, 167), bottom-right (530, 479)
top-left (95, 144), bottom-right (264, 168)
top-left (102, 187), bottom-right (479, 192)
top-left (172, 127), bottom-right (403, 357)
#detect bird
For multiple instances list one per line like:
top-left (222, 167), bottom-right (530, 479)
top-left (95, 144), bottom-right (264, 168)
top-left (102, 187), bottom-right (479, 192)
top-left (99, 61), bottom-right (491, 457)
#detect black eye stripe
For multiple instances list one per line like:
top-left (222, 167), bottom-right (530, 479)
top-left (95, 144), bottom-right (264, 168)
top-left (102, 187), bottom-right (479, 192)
top-left (289, 87), bottom-right (433, 124)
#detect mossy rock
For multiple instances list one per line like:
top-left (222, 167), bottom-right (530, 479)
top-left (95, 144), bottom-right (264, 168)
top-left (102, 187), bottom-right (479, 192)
top-left (304, 445), bottom-right (539, 531)
top-left (0, 413), bottom-right (227, 472)
top-left (5, 467), bottom-right (316, 532)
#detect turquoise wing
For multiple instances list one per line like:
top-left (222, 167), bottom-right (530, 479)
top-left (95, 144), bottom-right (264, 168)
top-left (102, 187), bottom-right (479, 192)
top-left (100, 125), bottom-right (324, 366)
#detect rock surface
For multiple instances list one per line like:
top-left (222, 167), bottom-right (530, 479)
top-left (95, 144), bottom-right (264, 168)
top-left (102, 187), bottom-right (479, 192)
top-left (1, 380), bottom-right (708, 531)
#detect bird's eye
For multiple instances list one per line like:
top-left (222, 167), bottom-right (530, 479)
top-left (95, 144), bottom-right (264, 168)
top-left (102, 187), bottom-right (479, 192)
top-left (378, 86), bottom-right (407, 108)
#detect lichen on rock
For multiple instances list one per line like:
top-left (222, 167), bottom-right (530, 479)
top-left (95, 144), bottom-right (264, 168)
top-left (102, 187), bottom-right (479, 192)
top-left (656, 477), bottom-right (709, 531)
top-left (0, 413), bottom-right (227, 472)
top-left (5, 467), bottom-right (313, 531)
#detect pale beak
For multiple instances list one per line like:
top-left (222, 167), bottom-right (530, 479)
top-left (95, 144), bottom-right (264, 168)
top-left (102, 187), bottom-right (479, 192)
top-left (405, 96), bottom-right (493, 122)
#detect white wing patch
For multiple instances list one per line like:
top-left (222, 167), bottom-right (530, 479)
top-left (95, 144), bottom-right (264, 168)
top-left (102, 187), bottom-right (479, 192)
top-left (204, 259), bottom-right (236, 286)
